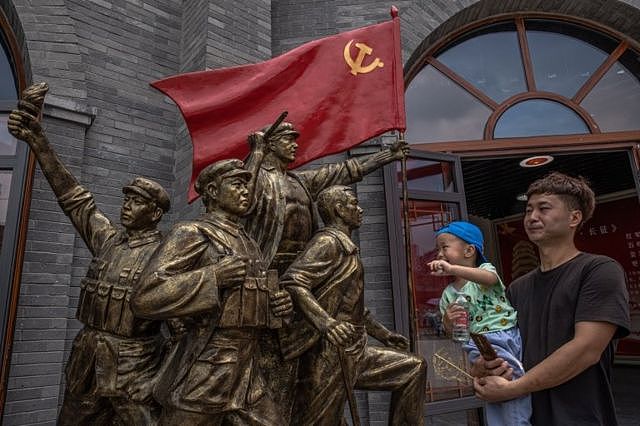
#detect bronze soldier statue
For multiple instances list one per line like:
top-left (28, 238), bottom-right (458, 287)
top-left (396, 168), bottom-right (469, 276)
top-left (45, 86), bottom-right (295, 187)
top-left (7, 83), bottom-right (169, 425)
top-left (131, 159), bottom-right (293, 425)
top-left (243, 121), bottom-right (410, 419)
top-left (245, 121), bottom-right (408, 275)
top-left (281, 185), bottom-right (427, 426)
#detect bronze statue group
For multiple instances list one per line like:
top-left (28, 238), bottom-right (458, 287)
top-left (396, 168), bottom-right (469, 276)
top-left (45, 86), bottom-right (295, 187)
top-left (8, 83), bottom-right (426, 426)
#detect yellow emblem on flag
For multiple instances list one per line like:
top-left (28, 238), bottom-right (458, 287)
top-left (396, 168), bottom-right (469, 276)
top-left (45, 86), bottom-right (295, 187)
top-left (343, 40), bottom-right (384, 76)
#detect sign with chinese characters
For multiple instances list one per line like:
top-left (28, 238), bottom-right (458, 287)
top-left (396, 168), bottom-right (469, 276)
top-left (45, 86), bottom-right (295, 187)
top-left (497, 196), bottom-right (640, 358)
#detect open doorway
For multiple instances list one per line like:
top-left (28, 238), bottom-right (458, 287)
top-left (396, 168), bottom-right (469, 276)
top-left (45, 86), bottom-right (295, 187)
top-left (461, 150), bottom-right (639, 360)
top-left (461, 149), bottom-right (640, 424)
top-left (389, 148), bottom-right (640, 423)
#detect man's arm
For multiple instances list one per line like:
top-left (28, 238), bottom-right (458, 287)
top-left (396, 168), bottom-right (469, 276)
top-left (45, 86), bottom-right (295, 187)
top-left (8, 93), bottom-right (79, 198)
top-left (282, 234), bottom-right (357, 346)
top-left (474, 321), bottom-right (617, 402)
top-left (363, 308), bottom-right (409, 351)
top-left (298, 141), bottom-right (408, 198)
top-left (9, 89), bottom-right (113, 253)
top-left (132, 223), bottom-right (245, 319)
top-left (357, 140), bottom-right (409, 176)
top-left (287, 285), bottom-right (356, 347)
top-left (244, 131), bottom-right (267, 206)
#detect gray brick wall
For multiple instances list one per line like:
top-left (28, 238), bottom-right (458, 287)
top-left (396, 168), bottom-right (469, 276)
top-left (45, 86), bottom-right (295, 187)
top-left (172, 0), bottom-right (273, 220)
top-left (4, 112), bottom-right (87, 426)
top-left (11, 0), bottom-right (85, 101)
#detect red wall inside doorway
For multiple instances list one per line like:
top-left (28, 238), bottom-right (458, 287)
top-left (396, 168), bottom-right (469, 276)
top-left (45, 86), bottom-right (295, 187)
top-left (497, 196), bottom-right (640, 357)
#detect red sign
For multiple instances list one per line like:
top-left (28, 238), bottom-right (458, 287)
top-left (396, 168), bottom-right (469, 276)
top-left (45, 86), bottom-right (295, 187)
top-left (497, 196), bottom-right (640, 358)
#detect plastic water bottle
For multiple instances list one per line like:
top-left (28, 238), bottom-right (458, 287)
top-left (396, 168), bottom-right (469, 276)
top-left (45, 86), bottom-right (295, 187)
top-left (452, 292), bottom-right (470, 343)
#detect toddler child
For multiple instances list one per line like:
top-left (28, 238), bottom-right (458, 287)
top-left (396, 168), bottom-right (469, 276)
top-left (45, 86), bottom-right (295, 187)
top-left (428, 221), bottom-right (531, 426)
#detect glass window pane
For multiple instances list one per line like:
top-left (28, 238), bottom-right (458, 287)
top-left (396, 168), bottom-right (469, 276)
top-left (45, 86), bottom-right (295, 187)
top-left (494, 99), bottom-right (589, 138)
top-left (581, 50), bottom-right (640, 132)
top-left (405, 65), bottom-right (492, 143)
top-left (0, 115), bottom-right (17, 155)
top-left (0, 37), bottom-right (17, 100)
top-left (397, 158), bottom-right (456, 193)
top-left (0, 171), bottom-right (13, 255)
top-left (527, 32), bottom-right (608, 98)
top-left (402, 201), bottom-right (472, 402)
top-left (525, 19), bottom-right (618, 99)
top-left (436, 22), bottom-right (526, 103)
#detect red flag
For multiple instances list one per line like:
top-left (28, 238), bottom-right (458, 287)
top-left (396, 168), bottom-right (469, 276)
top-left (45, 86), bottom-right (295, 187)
top-left (152, 8), bottom-right (405, 201)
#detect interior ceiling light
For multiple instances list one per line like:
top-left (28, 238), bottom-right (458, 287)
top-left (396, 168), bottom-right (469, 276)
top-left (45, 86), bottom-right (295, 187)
top-left (519, 155), bottom-right (554, 168)
top-left (516, 193), bottom-right (528, 201)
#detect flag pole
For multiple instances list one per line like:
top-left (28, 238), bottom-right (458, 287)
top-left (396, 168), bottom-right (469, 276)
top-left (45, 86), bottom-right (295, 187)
top-left (399, 132), bottom-right (418, 353)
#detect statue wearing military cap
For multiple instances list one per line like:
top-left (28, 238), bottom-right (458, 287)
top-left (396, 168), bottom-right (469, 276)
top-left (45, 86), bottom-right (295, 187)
top-left (242, 119), bottom-right (410, 421)
top-left (8, 83), bottom-right (169, 426)
top-left (124, 177), bottom-right (171, 213)
top-left (133, 158), bottom-right (292, 425)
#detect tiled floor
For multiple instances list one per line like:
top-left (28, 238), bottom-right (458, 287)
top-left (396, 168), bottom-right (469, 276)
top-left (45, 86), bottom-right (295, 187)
top-left (613, 364), bottom-right (640, 426)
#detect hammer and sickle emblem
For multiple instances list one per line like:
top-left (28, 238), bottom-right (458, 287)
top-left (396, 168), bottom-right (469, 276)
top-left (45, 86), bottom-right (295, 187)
top-left (343, 40), bottom-right (384, 76)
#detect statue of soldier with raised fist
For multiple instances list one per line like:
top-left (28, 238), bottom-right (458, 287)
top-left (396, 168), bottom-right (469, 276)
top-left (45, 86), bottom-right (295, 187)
top-left (8, 83), bottom-right (169, 425)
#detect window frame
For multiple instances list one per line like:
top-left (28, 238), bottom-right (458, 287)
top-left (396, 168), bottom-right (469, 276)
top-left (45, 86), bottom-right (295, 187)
top-left (0, 6), bottom-right (33, 415)
top-left (384, 151), bottom-right (486, 417)
top-left (404, 13), bottom-right (640, 154)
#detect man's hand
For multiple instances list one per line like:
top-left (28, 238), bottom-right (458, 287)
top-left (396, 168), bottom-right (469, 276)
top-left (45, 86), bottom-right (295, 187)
top-left (381, 331), bottom-right (409, 351)
top-left (167, 318), bottom-right (189, 338)
top-left (247, 131), bottom-right (267, 154)
top-left (22, 82), bottom-right (48, 111)
top-left (470, 356), bottom-right (513, 380)
top-left (128, 375), bottom-right (157, 403)
top-left (324, 318), bottom-right (358, 347)
top-left (213, 256), bottom-right (247, 288)
top-left (270, 289), bottom-right (293, 317)
top-left (474, 375), bottom-right (521, 402)
top-left (7, 105), bottom-right (44, 145)
top-left (389, 139), bottom-right (409, 160)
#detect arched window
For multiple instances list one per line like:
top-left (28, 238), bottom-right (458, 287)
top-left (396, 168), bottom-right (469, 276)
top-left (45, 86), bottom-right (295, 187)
top-left (404, 17), bottom-right (640, 147)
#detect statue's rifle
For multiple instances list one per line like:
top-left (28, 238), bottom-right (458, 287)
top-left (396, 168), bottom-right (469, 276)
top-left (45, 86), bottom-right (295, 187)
top-left (336, 345), bottom-right (360, 426)
top-left (262, 110), bottom-right (289, 141)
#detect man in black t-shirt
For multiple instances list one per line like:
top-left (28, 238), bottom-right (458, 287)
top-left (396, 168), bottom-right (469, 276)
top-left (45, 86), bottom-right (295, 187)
top-left (473, 172), bottom-right (630, 425)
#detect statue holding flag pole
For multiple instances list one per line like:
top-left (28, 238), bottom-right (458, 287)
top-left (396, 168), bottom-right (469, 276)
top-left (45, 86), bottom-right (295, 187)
top-left (242, 115), bottom-right (410, 422)
top-left (148, 7), bottom-right (423, 422)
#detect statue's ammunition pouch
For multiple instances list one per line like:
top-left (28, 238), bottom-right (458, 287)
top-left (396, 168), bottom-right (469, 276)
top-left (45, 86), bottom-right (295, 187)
top-left (77, 279), bottom-right (141, 337)
top-left (218, 269), bottom-right (282, 329)
top-left (77, 259), bottom-right (145, 337)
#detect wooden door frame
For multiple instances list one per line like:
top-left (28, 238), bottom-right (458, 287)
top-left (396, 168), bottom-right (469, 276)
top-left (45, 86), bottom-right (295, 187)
top-left (383, 151), bottom-right (487, 419)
